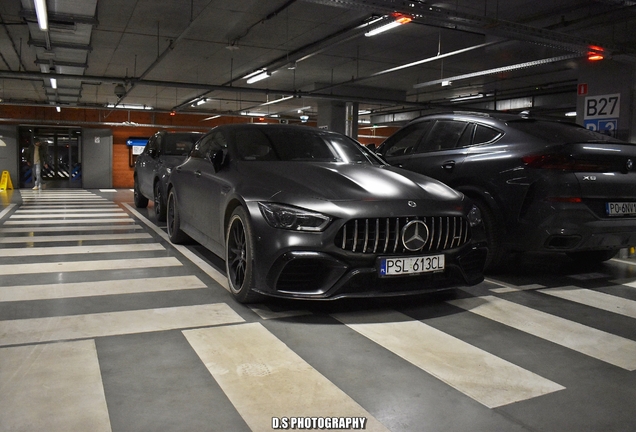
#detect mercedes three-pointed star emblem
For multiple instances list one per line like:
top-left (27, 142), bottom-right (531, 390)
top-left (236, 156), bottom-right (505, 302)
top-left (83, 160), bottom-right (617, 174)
top-left (401, 220), bottom-right (429, 251)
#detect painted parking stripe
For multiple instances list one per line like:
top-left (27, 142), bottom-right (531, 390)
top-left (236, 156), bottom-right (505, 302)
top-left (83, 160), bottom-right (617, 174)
top-left (0, 275), bottom-right (207, 302)
top-left (0, 233), bottom-right (152, 244)
top-left (10, 213), bottom-right (128, 219)
top-left (0, 225), bottom-right (143, 234)
top-left (0, 303), bottom-right (244, 347)
top-left (0, 243), bottom-right (164, 257)
top-left (0, 340), bottom-right (112, 432)
top-left (0, 257), bottom-right (182, 276)
top-left (184, 323), bottom-right (388, 431)
top-left (18, 204), bottom-right (119, 209)
top-left (448, 296), bottom-right (636, 371)
top-left (539, 287), bottom-right (636, 319)
top-left (4, 218), bottom-right (136, 225)
top-left (15, 208), bottom-right (123, 213)
top-left (333, 310), bottom-right (564, 408)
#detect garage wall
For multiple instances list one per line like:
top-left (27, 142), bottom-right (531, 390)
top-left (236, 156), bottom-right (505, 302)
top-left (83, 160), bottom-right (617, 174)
top-left (0, 126), bottom-right (18, 189)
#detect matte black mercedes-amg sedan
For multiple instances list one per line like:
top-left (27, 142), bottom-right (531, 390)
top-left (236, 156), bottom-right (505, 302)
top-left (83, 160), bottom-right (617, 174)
top-left (166, 124), bottom-right (487, 303)
top-left (377, 111), bottom-right (636, 270)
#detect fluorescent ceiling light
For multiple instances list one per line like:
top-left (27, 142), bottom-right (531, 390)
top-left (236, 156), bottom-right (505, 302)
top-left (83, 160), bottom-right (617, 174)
top-left (450, 94), bottom-right (484, 102)
top-left (56, 106), bottom-right (61, 112)
top-left (441, 80), bottom-right (452, 87)
top-left (106, 103), bottom-right (153, 110)
top-left (34, 0), bottom-right (48, 31)
top-left (260, 96), bottom-right (294, 106)
top-left (565, 111), bottom-right (577, 117)
top-left (414, 53), bottom-right (580, 89)
top-left (50, 78), bottom-right (57, 89)
top-left (246, 71), bottom-right (271, 84)
top-left (365, 13), bottom-right (412, 37)
top-left (243, 69), bottom-right (265, 80)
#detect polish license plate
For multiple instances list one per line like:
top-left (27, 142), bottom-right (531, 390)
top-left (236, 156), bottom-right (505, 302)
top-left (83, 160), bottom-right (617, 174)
top-left (379, 254), bottom-right (445, 277)
top-left (606, 202), bottom-right (636, 217)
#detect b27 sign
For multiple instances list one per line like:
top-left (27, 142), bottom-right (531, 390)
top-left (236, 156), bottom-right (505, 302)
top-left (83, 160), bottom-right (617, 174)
top-left (585, 93), bottom-right (620, 119)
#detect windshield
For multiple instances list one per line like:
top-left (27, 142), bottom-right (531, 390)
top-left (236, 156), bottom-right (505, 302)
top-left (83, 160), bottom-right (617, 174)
top-left (163, 133), bottom-right (200, 156)
top-left (233, 127), bottom-right (383, 165)
top-left (506, 120), bottom-right (624, 144)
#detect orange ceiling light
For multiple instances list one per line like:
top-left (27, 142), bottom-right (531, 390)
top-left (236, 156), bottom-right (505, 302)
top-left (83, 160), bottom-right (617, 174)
top-left (365, 12), bottom-right (413, 37)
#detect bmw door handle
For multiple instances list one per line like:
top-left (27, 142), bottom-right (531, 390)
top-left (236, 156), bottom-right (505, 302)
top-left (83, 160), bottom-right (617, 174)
top-left (194, 170), bottom-right (202, 177)
top-left (441, 160), bottom-right (456, 171)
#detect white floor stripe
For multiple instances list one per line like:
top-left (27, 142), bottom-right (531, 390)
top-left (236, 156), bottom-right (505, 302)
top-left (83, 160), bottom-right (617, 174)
top-left (184, 323), bottom-right (388, 431)
top-left (99, 189), bottom-right (117, 192)
top-left (10, 213), bottom-right (128, 219)
top-left (539, 287), bottom-right (636, 319)
top-left (4, 218), bottom-right (136, 225)
top-left (15, 208), bottom-right (122, 213)
top-left (0, 303), bottom-right (244, 346)
top-left (449, 296), bottom-right (636, 370)
top-left (0, 243), bottom-right (164, 257)
top-left (0, 275), bottom-right (207, 302)
top-left (248, 304), bottom-right (312, 320)
top-left (333, 310), bottom-right (564, 408)
top-left (0, 225), bottom-right (143, 234)
top-left (0, 233), bottom-right (152, 244)
top-left (0, 257), bottom-right (182, 276)
top-left (123, 203), bottom-right (230, 291)
top-left (19, 204), bottom-right (119, 209)
top-left (0, 340), bottom-right (112, 432)
top-left (0, 204), bottom-right (15, 220)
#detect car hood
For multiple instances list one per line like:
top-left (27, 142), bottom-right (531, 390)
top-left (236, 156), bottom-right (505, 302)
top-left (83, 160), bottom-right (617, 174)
top-left (236, 162), bottom-right (462, 202)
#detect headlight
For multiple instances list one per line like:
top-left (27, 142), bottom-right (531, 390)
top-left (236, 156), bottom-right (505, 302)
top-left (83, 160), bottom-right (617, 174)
top-left (258, 202), bottom-right (332, 232)
top-left (467, 205), bottom-right (482, 227)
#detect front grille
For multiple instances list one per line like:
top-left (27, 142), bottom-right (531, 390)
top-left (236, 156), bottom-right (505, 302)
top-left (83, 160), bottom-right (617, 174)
top-left (335, 216), bottom-right (470, 254)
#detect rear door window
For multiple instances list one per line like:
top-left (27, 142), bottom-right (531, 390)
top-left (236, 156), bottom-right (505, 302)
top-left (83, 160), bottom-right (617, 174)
top-left (417, 120), bottom-right (468, 153)
top-left (381, 121), bottom-right (432, 157)
top-left (473, 124), bottom-right (502, 145)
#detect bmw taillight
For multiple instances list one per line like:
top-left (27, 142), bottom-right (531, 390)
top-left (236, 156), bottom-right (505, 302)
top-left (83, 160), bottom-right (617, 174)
top-left (523, 153), bottom-right (612, 171)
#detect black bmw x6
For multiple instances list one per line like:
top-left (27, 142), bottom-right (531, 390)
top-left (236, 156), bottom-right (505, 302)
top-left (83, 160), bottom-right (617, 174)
top-left (377, 111), bottom-right (636, 270)
top-left (166, 123), bottom-right (487, 303)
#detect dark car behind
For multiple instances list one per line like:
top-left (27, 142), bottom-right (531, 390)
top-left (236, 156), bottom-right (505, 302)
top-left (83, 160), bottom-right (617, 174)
top-left (134, 131), bottom-right (202, 220)
top-left (377, 111), bottom-right (636, 270)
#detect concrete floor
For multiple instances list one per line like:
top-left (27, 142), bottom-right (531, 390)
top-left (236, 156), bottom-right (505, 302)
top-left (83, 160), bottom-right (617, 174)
top-left (1, 188), bottom-right (635, 432)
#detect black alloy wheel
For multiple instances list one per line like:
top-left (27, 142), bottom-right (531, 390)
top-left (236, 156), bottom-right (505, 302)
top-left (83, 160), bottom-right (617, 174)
top-left (166, 189), bottom-right (189, 244)
top-left (226, 207), bottom-right (261, 303)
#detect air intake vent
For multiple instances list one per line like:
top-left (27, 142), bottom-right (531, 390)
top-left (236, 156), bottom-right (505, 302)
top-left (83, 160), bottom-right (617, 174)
top-left (335, 216), bottom-right (470, 255)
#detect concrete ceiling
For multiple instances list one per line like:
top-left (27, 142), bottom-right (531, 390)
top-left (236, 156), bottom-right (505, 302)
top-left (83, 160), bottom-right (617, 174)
top-left (1, 0), bottom-right (636, 124)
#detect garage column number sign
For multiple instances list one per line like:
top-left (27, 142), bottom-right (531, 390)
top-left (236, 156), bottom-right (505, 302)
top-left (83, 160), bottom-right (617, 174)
top-left (584, 93), bottom-right (620, 135)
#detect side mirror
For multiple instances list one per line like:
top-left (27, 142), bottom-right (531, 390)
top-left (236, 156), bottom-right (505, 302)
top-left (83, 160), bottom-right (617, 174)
top-left (366, 143), bottom-right (376, 151)
top-left (147, 148), bottom-right (157, 157)
top-left (211, 149), bottom-right (226, 173)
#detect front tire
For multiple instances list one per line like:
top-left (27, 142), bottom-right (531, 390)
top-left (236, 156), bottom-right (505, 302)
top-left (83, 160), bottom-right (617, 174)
top-left (226, 207), bottom-right (262, 303)
top-left (154, 181), bottom-right (167, 222)
top-left (133, 177), bottom-right (148, 208)
top-left (166, 189), bottom-right (190, 244)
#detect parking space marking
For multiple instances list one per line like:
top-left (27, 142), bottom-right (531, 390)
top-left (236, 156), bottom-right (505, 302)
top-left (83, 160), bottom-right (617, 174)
top-left (0, 275), bottom-right (207, 302)
top-left (333, 309), bottom-right (564, 408)
top-left (4, 218), bottom-right (136, 225)
top-left (0, 243), bottom-right (164, 257)
top-left (11, 212), bottom-right (127, 218)
top-left (0, 233), bottom-right (152, 244)
top-left (0, 340), bottom-right (112, 432)
top-left (0, 303), bottom-right (244, 347)
top-left (248, 304), bottom-right (312, 320)
top-left (0, 225), bottom-right (144, 234)
top-left (184, 322), bottom-right (389, 431)
top-left (0, 257), bottom-right (182, 276)
top-left (449, 296), bottom-right (636, 370)
top-left (539, 287), bottom-right (636, 319)
top-left (485, 277), bottom-right (544, 293)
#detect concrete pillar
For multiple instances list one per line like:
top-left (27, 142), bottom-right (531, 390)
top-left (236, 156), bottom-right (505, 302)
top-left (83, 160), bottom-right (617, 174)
top-left (345, 102), bottom-right (359, 140)
top-left (317, 100), bottom-right (347, 134)
top-left (575, 59), bottom-right (634, 141)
